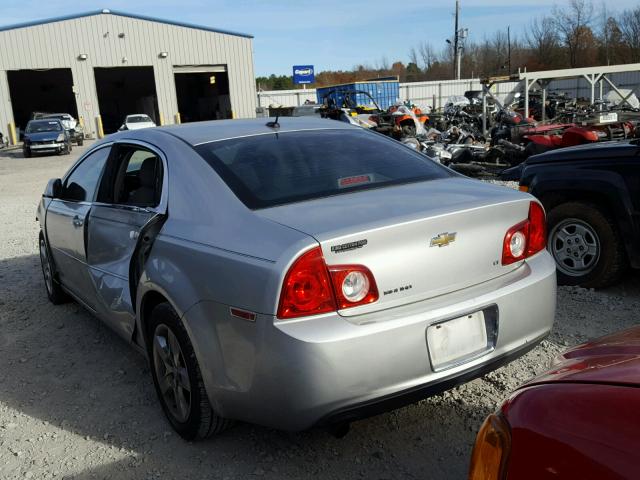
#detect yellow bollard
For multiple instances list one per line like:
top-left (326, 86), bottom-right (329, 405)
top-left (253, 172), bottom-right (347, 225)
top-left (174, 112), bottom-right (181, 124)
top-left (231, 110), bottom-right (235, 119)
top-left (96, 115), bottom-right (104, 139)
top-left (159, 112), bottom-right (164, 126)
top-left (8, 122), bottom-right (17, 146)
top-left (79, 116), bottom-right (85, 129)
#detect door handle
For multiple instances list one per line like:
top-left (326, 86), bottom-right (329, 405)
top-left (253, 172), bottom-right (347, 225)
top-left (72, 215), bottom-right (84, 228)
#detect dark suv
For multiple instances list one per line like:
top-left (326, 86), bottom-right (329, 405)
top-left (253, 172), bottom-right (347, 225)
top-left (519, 140), bottom-right (640, 288)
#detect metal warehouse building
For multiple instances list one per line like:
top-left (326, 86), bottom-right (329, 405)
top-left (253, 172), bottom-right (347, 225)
top-left (0, 9), bottom-right (256, 142)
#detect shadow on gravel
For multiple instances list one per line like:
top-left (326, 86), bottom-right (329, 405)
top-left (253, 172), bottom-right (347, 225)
top-left (0, 254), bottom-right (496, 479)
top-left (0, 148), bottom-right (78, 161)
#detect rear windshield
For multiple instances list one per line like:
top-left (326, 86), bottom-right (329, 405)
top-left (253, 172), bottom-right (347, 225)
top-left (127, 115), bottom-right (151, 123)
top-left (194, 129), bottom-right (451, 209)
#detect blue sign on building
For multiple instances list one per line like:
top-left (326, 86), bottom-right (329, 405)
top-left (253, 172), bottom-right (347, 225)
top-left (293, 65), bottom-right (315, 85)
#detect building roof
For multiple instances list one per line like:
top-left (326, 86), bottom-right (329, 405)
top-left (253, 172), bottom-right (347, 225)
top-left (0, 8), bottom-right (253, 38)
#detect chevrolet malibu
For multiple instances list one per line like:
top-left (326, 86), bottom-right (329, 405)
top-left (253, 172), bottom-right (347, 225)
top-left (37, 117), bottom-right (556, 440)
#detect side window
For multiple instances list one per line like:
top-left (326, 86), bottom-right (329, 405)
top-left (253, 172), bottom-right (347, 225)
top-left (60, 147), bottom-right (110, 202)
top-left (105, 146), bottom-right (163, 207)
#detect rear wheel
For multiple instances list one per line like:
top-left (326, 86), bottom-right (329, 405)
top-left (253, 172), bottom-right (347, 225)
top-left (39, 233), bottom-right (68, 304)
top-left (23, 148), bottom-right (31, 158)
top-left (148, 303), bottom-right (231, 440)
top-left (547, 202), bottom-right (626, 288)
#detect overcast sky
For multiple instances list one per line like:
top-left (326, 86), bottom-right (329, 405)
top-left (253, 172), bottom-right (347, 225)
top-left (1, 0), bottom-right (638, 76)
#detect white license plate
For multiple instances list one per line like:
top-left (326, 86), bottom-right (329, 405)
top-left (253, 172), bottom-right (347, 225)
top-left (599, 113), bottom-right (618, 123)
top-left (427, 311), bottom-right (488, 371)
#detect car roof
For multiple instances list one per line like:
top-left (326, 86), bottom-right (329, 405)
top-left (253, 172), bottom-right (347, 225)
top-left (155, 117), bottom-right (354, 146)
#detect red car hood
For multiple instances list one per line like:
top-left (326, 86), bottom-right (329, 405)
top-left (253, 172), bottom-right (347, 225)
top-left (525, 326), bottom-right (640, 388)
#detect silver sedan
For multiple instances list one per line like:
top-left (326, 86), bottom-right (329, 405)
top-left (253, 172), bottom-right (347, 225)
top-left (37, 117), bottom-right (556, 440)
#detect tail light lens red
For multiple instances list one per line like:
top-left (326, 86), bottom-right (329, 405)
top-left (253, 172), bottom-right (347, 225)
top-left (526, 201), bottom-right (546, 256)
top-left (277, 248), bottom-right (336, 319)
top-left (329, 265), bottom-right (379, 310)
top-left (502, 201), bottom-right (547, 265)
top-left (277, 247), bottom-right (379, 319)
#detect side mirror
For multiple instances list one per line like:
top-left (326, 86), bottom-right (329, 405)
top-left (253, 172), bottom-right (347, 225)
top-left (44, 178), bottom-right (62, 198)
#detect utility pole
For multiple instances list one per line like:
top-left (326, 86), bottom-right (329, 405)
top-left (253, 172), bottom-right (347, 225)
top-left (453, 0), bottom-right (459, 80)
top-left (507, 26), bottom-right (511, 74)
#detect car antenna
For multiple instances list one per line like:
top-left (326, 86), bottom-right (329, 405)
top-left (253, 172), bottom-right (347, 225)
top-left (266, 115), bottom-right (280, 129)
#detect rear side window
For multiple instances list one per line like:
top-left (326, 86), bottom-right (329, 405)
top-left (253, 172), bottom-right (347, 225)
top-left (96, 145), bottom-right (163, 207)
top-left (194, 129), bottom-right (451, 209)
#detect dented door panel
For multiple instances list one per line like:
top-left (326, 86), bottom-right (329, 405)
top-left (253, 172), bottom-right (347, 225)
top-left (86, 204), bottom-right (155, 338)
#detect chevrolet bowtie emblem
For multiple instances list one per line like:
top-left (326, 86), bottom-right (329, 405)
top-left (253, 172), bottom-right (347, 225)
top-left (430, 232), bottom-right (457, 248)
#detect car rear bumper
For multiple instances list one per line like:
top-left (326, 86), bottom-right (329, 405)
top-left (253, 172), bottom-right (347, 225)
top-left (184, 251), bottom-right (556, 431)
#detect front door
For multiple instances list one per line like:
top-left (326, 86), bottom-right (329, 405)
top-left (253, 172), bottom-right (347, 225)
top-left (45, 146), bottom-right (111, 306)
top-left (87, 143), bottom-right (166, 339)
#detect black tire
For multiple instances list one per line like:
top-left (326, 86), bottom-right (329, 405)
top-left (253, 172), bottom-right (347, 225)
top-left (23, 148), bottom-right (31, 158)
top-left (547, 202), bottom-right (626, 288)
top-left (147, 303), bottom-right (231, 440)
top-left (39, 233), bottom-right (69, 304)
top-left (66, 143), bottom-right (72, 155)
top-left (77, 138), bottom-right (84, 146)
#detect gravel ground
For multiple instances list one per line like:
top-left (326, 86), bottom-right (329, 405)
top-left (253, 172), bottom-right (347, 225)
top-left (0, 143), bottom-right (638, 480)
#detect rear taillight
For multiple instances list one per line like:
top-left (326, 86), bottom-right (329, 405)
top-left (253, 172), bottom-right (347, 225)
top-left (526, 201), bottom-right (546, 255)
top-left (277, 247), bottom-right (336, 319)
top-left (501, 201), bottom-right (546, 265)
top-left (329, 265), bottom-right (379, 310)
top-left (277, 248), bottom-right (379, 319)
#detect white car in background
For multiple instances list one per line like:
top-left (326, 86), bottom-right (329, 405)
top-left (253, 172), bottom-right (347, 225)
top-left (119, 114), bottom-right (156, 131)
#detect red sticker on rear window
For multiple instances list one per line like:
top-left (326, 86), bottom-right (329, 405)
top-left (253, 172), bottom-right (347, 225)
top-left (339, 175), bottom-right (372, 187)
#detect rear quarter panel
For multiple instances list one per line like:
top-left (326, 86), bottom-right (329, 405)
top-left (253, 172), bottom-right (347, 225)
top-left (503, 383), bottom-right (640, 480)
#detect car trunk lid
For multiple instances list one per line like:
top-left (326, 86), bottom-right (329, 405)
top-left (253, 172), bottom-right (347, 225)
top-left (259, 177), bottom-right (534, 316)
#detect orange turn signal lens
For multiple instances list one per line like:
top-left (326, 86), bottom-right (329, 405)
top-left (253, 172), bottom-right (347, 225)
top-left (468, 414), bottom-right (511, 480)
top-left (518, 185), bottom-right (529, 192)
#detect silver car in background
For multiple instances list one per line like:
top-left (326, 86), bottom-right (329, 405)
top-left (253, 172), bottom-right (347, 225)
top-left (37, 117), bottom-right (556, 440)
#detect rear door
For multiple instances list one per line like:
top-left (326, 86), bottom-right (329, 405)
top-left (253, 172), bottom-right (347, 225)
top-left (86, 142), bottom-right (167, 339)
top-left (45, 146), bottom-right (111, 306)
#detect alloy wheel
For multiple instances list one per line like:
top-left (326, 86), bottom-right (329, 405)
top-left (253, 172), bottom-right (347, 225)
top-left (152, 324), bottom-right (192, 423)
top-left (39, 238), bottom-right (53, 295)
top-left (549, 218), bottom-right (600, 277)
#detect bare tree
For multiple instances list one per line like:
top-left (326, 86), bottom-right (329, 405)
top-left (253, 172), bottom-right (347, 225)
top-left (417, 42), bottom-right (438, 70)
top-left (599, 2), bottom-right (611, 65)
top-left (376, 56), bottom-right (390, 71)
top-left (552, 0), bottom-right (595, 67)
top-left (526, 16), bottom-right (561, 68)
top-left (408, 47), bottom-right (419, 69)
top-left (619, 6), bottom-right (640, 62)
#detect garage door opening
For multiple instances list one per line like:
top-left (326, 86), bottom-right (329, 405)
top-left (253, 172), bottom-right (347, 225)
top-left (7, 68), bottom-right (78, 136)
top-left (94, 67), bottom-right (159, 133)
top-left (174, 70), bottom-right (231, 123)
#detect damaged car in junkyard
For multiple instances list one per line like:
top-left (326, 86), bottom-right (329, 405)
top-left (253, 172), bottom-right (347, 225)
top-left (36, 117), bottom-right (556, 440)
